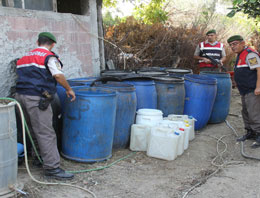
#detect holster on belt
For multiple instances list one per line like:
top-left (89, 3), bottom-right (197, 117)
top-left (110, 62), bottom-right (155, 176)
top-left (38, 90), bottom-right (54, 111)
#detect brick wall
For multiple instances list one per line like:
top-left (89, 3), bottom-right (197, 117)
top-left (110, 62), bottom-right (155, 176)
top-left (0, 4), bottom-right (101, 97)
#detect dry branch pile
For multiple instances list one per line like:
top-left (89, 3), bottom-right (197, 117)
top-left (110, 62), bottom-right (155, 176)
top-left (104, 17), bottom-right (260, 73)
top-left (104, 17), bottom-right (205, 73)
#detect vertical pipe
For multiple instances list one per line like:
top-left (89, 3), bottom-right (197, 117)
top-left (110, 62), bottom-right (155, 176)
top-left (52, 0), bottom-right (57, 12)
top-left (21, 0), bottom-right (25, 9)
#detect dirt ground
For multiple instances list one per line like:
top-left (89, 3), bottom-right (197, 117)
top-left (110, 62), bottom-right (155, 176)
top-left (14, 88), bottom-right (260, 198)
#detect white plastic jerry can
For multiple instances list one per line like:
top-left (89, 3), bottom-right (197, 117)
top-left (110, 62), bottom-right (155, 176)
top-left (130, 124), bottom-right (151, 151)
top-left (179, 126), bottom-right (189, 150)
top-left (157, 119), bottom-right (179, 129)
top-left (176, 128), bottom-right (185, 156)
top-left (157, 120), bottom-right (184, 156)
top-left (167, 114), bottom-right (196, 141)
top-left (183, 120), bottom-right (195, 141)
top-left (147, 127), bottom-right (179, 161)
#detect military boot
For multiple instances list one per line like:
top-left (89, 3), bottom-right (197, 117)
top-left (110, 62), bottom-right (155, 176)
top-left (251, 133), bottom-right (260, 149)
top-left (44, 167), bottom-right (74, 180)
top-left (237, 129), bottom-right (256, 142)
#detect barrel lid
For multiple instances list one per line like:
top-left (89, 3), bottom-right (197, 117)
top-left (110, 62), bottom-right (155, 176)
top-left (166, 68), bottom-right (192, 74)
top-left (73, 87), bottom-right (116, 97)
top-left (152, 76), bottom-right (184, 83)
top-left (138, 67), bottom-right (165, 72)
top-left (136, 71), bottom-right (168, 76)
top-left (184, 74), bottom-right (217, 85)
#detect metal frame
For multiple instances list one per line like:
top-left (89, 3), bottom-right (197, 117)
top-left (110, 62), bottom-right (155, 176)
top-left (1, 0), bottom-right (57, 11)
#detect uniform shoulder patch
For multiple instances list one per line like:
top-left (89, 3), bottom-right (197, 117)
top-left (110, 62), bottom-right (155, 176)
top-left (55, 60), bottom-right (62, 71)
top-left (248, 57), bottom-right (258, 66)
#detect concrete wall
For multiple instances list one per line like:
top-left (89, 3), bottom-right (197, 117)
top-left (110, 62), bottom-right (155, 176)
top-left (0, 1), bottom-right (101, 97)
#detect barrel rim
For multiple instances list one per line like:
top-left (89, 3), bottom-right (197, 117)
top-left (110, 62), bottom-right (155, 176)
top-left (165, 68), bottom-right (193, 74)
top-left (0, 101), bottom-right (16, 108)
top-left (184, 74), bottom-right (217, 85)
top-left (67, 77), bottom-right (97, 82)
top-left (73, 87), bottom-right (117, 97)
top-left (136, 71), bottom-right (169, 76)
top-left (199, 71), bottom-right (231, 78)
top-left (94, 82), bottom-right (136, 92)
top-left (152, 76), bottom-right (184, 83)
top-left (123, 79), bottom-right (156, 85)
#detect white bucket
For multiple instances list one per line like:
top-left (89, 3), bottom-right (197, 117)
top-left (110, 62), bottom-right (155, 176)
top-left (147, 127), bottom-right (179, 161)
top-left (136, 109), bottom-right (163, 126)
top-left (130, 124), bottom-right (151, 151)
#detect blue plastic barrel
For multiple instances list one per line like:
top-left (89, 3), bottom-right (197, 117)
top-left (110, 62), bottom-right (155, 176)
top-left (123, 79), bottom-right (157, 110)
top-left (56, 77), bottom-right (97, 111)
top-left (184, 74), bottom-right (217, 130)
top-left (95, 82), bottom-right (137, 148)
top-left (154, 77), bottom-right (185, 116)
top-left (200, 72), bottom-right (232, 123)
top-left (61, 87), bottom-right (117, 162)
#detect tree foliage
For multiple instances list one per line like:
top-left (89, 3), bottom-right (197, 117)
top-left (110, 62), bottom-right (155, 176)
top-left (102, 0), bottom-right (168, 24)
top-left (227, 0), bottom-right (260, 21)
top-left (133, 0), bottom-right (168, 24)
